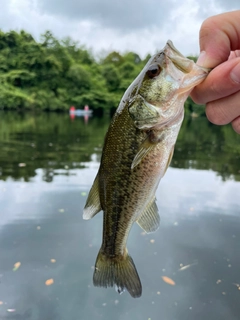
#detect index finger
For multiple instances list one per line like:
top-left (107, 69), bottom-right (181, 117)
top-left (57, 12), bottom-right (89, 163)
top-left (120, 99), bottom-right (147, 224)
top-left (197, 11), bottom-right (240, 68)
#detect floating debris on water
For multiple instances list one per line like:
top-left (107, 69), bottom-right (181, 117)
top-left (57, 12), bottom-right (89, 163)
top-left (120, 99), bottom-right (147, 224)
top-left (178, 261), bottom-right (198, 271)
top-left (13, 262), bottom-right (21, 272)
top-left (45, 278), bottom-right (54, 286)
top-left (18, 163), bottom-right (26, 167)
top-left (233, 283), bottom-right (240, 290)
top-left (162, 276), bottom-right (175, 286)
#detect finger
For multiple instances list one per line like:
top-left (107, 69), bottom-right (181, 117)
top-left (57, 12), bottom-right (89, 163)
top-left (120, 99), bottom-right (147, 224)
top-left (205, 91), bottom-right (240, 125)
top-left (228, 50), bottom-right (240, 60)
top-left (191, 57), bottom-right (240, 104)
top-left (232, 116), bottom-right (240, 134)
top-left (197, 11), bottom-right (240, 68)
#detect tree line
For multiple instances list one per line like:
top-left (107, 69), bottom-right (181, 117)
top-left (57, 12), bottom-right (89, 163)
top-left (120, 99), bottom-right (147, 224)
top-left (0, 30), bottom-right (203, 114)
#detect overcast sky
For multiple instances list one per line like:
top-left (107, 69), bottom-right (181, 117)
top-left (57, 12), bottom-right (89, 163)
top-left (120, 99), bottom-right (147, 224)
top-left (0, 0), bottom-right (239, 58)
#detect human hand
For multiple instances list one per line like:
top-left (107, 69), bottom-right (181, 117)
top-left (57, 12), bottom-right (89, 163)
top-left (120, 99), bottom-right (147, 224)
top-left (191, 11), bottom-right (240, 134)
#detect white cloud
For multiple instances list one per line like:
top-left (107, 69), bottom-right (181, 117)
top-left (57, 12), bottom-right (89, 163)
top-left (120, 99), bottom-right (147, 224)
top-left (0, 0), bottom-right (238, 57)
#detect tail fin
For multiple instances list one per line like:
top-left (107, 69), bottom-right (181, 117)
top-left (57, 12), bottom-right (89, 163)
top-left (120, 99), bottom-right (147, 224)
top-left (93, 249), bottom-right (142, 298)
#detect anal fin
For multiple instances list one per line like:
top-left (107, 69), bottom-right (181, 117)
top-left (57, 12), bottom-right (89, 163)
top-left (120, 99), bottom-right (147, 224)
top-left (83, 173), bottom-right (102, 220)
top-left (136, 198), bottom-right (160, 233)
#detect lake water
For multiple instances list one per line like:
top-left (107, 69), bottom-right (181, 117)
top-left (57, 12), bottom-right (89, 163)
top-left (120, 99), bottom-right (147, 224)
top-left (0, 111), bottom-right (240, 320)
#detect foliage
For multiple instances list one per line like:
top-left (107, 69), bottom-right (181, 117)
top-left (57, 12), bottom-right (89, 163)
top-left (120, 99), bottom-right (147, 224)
top-left (0, 29), bottom-right (200, 113)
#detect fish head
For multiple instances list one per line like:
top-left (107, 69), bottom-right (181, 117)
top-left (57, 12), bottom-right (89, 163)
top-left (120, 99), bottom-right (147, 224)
top-left (125, 40), bottom-right (210, 129)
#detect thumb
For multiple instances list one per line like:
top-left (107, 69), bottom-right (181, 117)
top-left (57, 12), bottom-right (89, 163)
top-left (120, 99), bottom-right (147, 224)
top-left (196, 11), bottom-right (240, 68)
top-left (196, 50), bottom-right (228, 69)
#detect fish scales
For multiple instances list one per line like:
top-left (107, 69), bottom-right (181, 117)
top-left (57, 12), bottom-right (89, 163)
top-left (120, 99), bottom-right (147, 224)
top-left (100, 106), bottom-right (157, 256)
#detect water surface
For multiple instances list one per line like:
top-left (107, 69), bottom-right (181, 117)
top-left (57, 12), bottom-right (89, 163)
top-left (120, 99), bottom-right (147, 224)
top-left (0, 112), bottom-right (239, 320)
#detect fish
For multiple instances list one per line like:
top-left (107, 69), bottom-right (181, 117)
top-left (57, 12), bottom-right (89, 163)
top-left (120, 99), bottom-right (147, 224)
top-left (83, 40), bottom-right (209, 298)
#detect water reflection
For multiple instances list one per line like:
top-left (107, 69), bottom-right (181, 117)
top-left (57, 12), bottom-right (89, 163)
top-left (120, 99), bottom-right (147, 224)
top-left (0, 112), bottom-right (240, 320)
top-left (0, 112), bottom-right (240, 182)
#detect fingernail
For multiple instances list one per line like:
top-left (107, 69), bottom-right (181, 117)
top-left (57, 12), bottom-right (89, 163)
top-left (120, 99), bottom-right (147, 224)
top-left (230, 63), bottom-right (240, 84)
top-left (196, 51), bottom-right (207, 66)
top-left (197, 51), bottom-right (216, 68)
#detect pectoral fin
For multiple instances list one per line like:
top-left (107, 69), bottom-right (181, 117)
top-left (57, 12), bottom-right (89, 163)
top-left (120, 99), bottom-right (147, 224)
top-left (131, 138), bottom-right (156, 169)
top-left (131, 130), bottom-right (166, 169)
top-left (136, 198), bottom-right (160, 233)
top-left (83, 174), bottom-right (102, 220)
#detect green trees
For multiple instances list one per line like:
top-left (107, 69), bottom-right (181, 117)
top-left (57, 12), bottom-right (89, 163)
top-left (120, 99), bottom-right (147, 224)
top-left (0, 30), bottom-right (199, 113)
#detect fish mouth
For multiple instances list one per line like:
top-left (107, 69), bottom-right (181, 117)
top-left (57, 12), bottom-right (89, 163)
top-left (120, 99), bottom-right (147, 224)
top-left (166, 40), bottom-right (185, 58)
top-left (164, 41), bottom-right (194, 74)
top-left (164, 40), bottom-right (210, 74)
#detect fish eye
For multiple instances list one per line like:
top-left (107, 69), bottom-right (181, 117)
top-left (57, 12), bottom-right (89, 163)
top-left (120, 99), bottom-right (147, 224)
top-left (146, 64), bottom-right (161, 79)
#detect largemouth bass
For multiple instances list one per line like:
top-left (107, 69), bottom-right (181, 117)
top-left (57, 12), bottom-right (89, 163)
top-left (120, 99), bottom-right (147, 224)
top-left (83, 40), bottom-right (209, 298)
